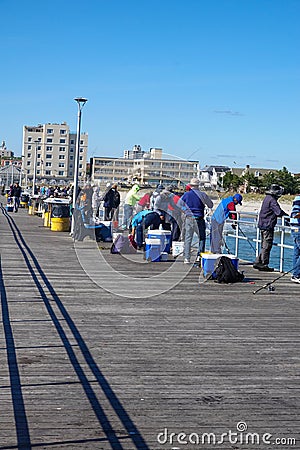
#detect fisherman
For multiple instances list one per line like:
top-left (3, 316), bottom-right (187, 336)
top-left (181, 178), bottom-right (213, 264)
top-left (130, 209), bottom-right (161, 249)
top-left (253, 184), bottom-right (288, 272)
top-left (210, 193), bottom-right (243, 254)
top-left (122, 184), bottom-right (140, 229)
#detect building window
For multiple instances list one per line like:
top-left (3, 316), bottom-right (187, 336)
top-left (60, 129), bottom-right (66, 135)
top-left (79, 156), bottom-right (83, 161)
top-left (70, 148), bottom-right (74, 152)
top-left (70, 155), bottom-right (73, 160)
top-left (45, 170), bottom-right (51, 175)
top-left (58, 171), bottom-right (64, 176)
top-left (59, 163), bottom-right (65, 168)
top-left (46, 162), bottom-right (52, 167)
top-left (80, 148), bottom-right (84, 153)
top-left (37, 162), bottom-right (40, 166)
top-left (69, 164), bottom-right (73, 168)
top-left (47, 138), bottom-right (52, 143)
top-left (46, 154), bottom-right (52, 159)
top-left (79, 164), bottom-right (82, 169)
top-left (59, 155), bottom-right (65, 160)
top-left (36, 170), bottom-right (40, 174)
top-left (46, 146), bottom-right (52, 151)
top-left (60, 139), bottom-right (66, 144)
top-left (28, 145), bottom-right (32, 150)
top-left (70, 140), bottom-right (75, 144)
top-left (27, 161), bottom-right (31, 166)
top-left (37, 154), bottom-right (41, 159)
top-left (28, 137), bottom-right (32, 142)
top-left (59, 147), bottom-right (66, 151)
top-left (47, 129), bottom-right (53, 134)
top-left (27, 153), bottom-right (31, 158)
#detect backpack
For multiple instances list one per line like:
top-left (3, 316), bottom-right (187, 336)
top-left (213, 256), bottom-right (244, 284)
top-left (111, 234), bottom-right (137, 254)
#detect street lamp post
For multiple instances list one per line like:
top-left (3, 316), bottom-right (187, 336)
top-left (71, 97), bottom-right (88, 236)
top-left (32, 140), bottom-right (39, 195)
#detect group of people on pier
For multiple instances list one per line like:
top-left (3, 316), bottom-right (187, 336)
top-left (119, 178), bottom-right (300, 284)
top-left (4, 177), bottom-right (300, 285)
top-left (121, 177), bottom-right (243, 263)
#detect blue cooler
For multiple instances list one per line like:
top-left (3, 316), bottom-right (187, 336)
top-left (6, 205), bottom-right (14, 212)
top-left (201, 253), bottom-right (239, 278)
top-left (145, 238), bottom-right (162, 262)
top-left (147, 230), bottom-right (172, 254)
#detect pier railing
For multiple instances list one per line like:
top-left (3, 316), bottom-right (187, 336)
top-left (223, 211), bottom-right (293, 272)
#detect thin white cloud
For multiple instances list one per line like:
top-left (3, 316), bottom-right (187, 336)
top-left (213, 110), bottom-right (244, 116)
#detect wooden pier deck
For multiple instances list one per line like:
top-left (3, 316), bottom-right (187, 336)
top-left (0, 200), bottom-right (299, 450)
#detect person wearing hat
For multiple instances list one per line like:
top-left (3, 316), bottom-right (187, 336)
top-left (253, 185), bottom-right (288, 271)
top-left (210, 193), bottom-right (243, 254)
top-left (180, 178), bottom-right (213, 264)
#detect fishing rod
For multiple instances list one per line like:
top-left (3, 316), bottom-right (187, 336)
top-left (253, 265), bottom-right (297, 295)
top-left (236, 223), bottom-right (257, 253)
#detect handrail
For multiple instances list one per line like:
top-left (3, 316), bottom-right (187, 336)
top-left (223, 211), bottom-right (293, 272)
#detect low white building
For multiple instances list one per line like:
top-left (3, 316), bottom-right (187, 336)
top-left (90, 147), bottom-right (199, 188)
top-left (199, 165), bottom-right (231, 190)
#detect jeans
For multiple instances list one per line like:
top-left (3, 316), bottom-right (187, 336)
top-left (13, 196), bottom-right (20, 212)
top-left (291, 229), bottom-right (300, 277)
top-left (210, 218), bottom-right (224, 254)
top-left (183, 216), bottom-right (206, 260)
top-left (123, 204), bottom-right (133, 228)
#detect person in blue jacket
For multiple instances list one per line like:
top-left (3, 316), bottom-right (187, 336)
top-left (210, 193), bottom-right (243, 254)
top-left (289, 194), bottom-right (300, 283)
top-left (181, 178), bottom-right (213, 263)
top-left (130, 209), bottom-right (161, 249)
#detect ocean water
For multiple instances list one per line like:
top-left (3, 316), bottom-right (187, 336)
top-left (209, 220), bottom-right (294, 272)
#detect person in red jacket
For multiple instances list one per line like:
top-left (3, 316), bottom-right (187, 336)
top-left (135, 191), bottom-right (153, 213)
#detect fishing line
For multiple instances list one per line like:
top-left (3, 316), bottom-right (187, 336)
top-left (237, 224), bottom-right (257, 253)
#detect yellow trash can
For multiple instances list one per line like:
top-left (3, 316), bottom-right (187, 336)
top-left (44, 211), bottom-right (51, 227)
top-left (50, 217), bottom-right (70, 232)
top-left (28, 205), bottom-right (34, 215)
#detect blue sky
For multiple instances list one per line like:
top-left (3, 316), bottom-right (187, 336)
top-left (1, 0), bottom-right (299, 172)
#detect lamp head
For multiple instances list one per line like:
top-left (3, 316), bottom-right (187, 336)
top-left (74, 97), bottom-right (88, 105)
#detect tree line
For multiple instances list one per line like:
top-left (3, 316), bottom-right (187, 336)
top-left (222, 167), bottom-right (300, 195)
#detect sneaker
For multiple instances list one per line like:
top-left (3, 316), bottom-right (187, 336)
top-left (291, 276), bottom-right (300, 284)
top-left (184, 259), bottom-right (191, 264)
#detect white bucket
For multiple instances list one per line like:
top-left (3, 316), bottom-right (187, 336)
top-left (172, 241), bottom-right (184, 257)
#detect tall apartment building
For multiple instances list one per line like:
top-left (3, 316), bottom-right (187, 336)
top-left (90, 147), bottom-right (199, 187)
top-left (22, 122), bottom-right (88, 184)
